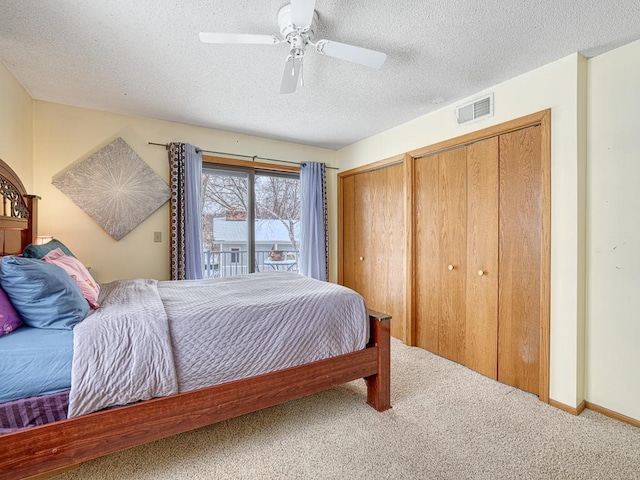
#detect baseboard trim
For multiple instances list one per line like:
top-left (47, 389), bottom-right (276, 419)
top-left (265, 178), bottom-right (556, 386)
top-left (585, 401), bottom-right (640, 428)
top-left (549, 398), bottom-right (640, 428)
top-left (549, 398), bottom-right (586, 416)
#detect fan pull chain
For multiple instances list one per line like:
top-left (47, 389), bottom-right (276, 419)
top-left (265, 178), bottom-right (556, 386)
top-left (300, 58), bottom-right (305, 87)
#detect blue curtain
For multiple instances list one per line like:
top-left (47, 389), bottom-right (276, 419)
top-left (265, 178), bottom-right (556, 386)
top-left (168, 143), bottom-right (203, 280)
top-left (184, 145), bottom-right (203, 279)
top-left (300, 162), bottom-right (328, 281)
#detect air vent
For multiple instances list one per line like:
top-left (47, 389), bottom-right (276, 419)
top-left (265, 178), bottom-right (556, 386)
top-left (456, 93), bottom-right (494, 125)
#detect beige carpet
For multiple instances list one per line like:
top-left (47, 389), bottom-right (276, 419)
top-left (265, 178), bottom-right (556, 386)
top-left (56, 339), bottom-right (640, 480)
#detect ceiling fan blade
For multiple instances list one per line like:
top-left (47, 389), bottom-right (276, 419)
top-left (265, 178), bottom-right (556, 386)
top-left (315, 40), bottom-right (387, 69)
top-left (280, 57), bottom-right (302, 94)
top-left (199, 32), bottom-right (279, 45)
top-left (290, 0), bottom-right (316, 28)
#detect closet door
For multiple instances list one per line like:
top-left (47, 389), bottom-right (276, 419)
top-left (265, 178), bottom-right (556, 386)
top-left (415, 155), bottom-right (440, 352)
top-left (498, 126), bottom-right (542, 395)
top-left (340, 164), bottom-right (405, 340)
top-left (369, 167), bottom-right (389, 316)
top-left (341, 175), bottom-right (357, 292)
top-left (438, 147), bottom-right (467, 364)
top-left (353, 171), bottom-right (373, 305)
top-left (385, 163), bottom-right (406, 340)
top-left (465, 137), bottom-right (499, 379)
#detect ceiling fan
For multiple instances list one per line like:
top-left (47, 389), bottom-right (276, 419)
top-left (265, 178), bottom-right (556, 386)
top-left (199, 0), bottom-right (387, 94)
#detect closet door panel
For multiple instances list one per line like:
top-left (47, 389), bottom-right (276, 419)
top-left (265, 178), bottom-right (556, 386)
top-left (386, 163), bottom-right (406, 340)
top-left (341, 165), bottom-right (406, 341)
top-left (438, 148), bottom-right (467, 364)
top-left (341, 175), bottom-right (357, 290)
top-left (465, 137), bottom-right (499, 379)
top-left (498, 126), bottom-right (542, 395)
top-left (414, 156), bottom-right (440, 352)
top-left (353, 172), bottom-right (373, 305)
top-left (369, 168), bottom-right (389, 314)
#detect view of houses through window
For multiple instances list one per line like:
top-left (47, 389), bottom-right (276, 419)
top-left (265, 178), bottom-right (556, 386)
top-left (201, 165), bottom-right (300, 278)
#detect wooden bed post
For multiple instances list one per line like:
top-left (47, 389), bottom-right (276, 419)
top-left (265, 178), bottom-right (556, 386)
top-left (23, 194), bottom-right (39, 245)
top-left (365, 309), bottom-right (392, 411)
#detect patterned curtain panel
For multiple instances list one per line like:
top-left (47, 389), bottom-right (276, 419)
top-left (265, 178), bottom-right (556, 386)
top-left (299, 162), bottom-right (328, 281)
top-left (168, 143), bottom-right (203, 280)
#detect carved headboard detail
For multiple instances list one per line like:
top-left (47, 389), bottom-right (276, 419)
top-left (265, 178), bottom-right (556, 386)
top-left (0, 174), bottom-right (30, 219)
top-left (0, 158), bottom-right (39, 255)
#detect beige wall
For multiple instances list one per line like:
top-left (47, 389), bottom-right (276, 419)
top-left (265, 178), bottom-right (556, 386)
top-left (33, 102), bottom-right (336, 283)
top-left (0, 61), bottom-right (33, 189)
top-left (586, 38), bottom-right (640, 421)
top-left (337, 54), bottom-right (587, 411)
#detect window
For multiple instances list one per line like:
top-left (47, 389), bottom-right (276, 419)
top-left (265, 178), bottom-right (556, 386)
top-left (201, 158), bottom-right (300, 278)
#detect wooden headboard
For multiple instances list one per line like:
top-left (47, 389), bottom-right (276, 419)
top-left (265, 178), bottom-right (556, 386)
top-left (0, 158), bottom-right (38, 255)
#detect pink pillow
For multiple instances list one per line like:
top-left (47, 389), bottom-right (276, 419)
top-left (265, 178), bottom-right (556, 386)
top-left (0, 286), bottom-right (22, 336)
top-left (42, 248), bottom-right (100, 308)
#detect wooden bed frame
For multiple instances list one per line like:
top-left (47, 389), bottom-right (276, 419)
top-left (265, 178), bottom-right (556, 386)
top-left (0, 158), bottom-right (391, 480)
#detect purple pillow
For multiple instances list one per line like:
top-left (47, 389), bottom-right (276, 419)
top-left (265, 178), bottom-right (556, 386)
top-left (0, 287), bottom-right (22, 337)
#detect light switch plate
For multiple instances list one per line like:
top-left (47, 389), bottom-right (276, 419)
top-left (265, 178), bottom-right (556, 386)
top-left (154, 231), bottom-right (162, 243)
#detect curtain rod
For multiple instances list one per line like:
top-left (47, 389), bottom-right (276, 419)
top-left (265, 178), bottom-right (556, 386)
top-left (148, 142), bottom-right (339, 170)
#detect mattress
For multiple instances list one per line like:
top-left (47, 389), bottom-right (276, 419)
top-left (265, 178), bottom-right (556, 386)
top-left (0, 326), bottom-right (74, 404)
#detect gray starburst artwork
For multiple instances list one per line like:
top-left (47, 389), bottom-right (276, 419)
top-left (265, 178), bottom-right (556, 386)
top-left (53, 138), bottom-right (171, 240)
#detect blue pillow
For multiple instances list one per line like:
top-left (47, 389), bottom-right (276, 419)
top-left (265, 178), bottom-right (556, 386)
top-left (22, 238), bottom-right (75, 259)
top-left (0, 256), bottom-right (89, 330)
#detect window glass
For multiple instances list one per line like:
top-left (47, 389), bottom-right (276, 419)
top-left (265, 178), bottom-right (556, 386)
top-left (202, 165), bottom-right (299, 277)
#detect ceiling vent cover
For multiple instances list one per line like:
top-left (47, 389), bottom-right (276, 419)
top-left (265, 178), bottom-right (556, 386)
top-left (456, 93), bottom-right (494, 125)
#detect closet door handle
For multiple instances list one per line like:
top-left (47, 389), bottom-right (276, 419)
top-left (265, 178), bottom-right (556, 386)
top-left (447, 264), bottom-right (454, 271)
top-left (477, 269), bottom-right (485, 276)
top-left (359, 256), bottom-right (364, 261)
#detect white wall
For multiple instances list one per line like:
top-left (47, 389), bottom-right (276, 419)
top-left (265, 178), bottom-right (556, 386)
top-left (586, 38), bottom-right (640, 421)
top-left (33, 102), bottom-right (336, 283)
top-left (337, 54), bottom-right (587, 410)
top-left (0, 61), bottom-right (33, 189)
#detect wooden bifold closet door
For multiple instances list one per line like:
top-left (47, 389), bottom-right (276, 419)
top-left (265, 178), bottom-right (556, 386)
top-left (465, 137), bottom-right (499, 379)
top-left (414, 126), bottom-right (542, 395)
top-left (497, 127), bottom-right (542, 394)
top-left (340, 163), bottom-right (405, 340)
top-left (415, 137), bottom-right (499, 378)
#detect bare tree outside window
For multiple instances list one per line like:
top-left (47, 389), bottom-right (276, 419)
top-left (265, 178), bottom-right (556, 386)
top-left (202, 173), bottom-right (248, 215)
top-left (201, 170), bottom-right (300, 252)
top-left (201, 172), bottom-right (248, 253)
top-left (255, 175), bottom-right (300, 251)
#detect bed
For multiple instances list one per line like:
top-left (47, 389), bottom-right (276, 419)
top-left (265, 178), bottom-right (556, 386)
top-left (0, 158), bottom-right (391, 480)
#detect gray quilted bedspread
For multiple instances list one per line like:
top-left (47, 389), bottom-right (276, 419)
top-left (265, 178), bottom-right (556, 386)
top-left (68, 273), bottom-right (367, 418)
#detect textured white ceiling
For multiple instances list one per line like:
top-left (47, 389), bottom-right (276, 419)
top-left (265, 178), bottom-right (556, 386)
top-left (1, 1), bottom-right (640, 150)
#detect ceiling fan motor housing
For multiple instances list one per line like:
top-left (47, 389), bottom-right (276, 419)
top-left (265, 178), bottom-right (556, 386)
top-left (278, 4), bottom-right (318, 43)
